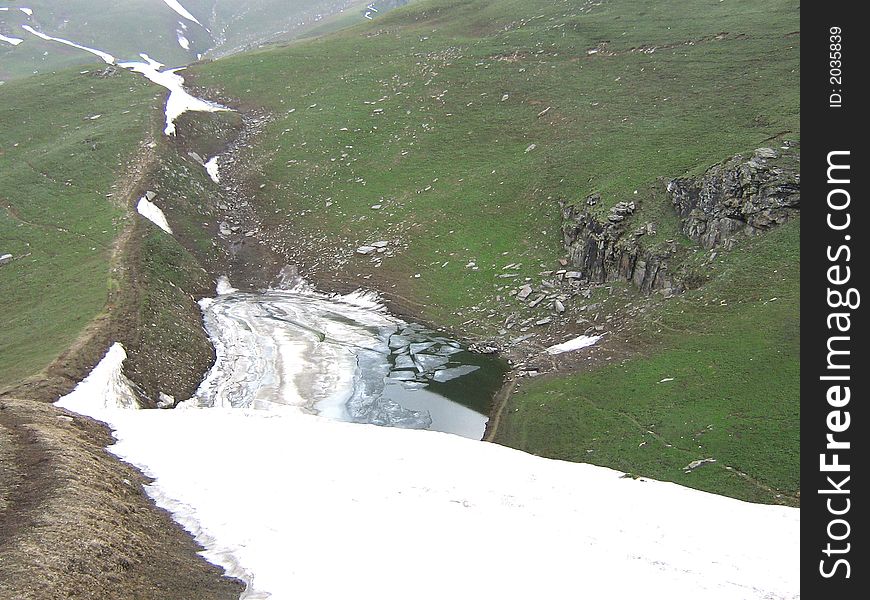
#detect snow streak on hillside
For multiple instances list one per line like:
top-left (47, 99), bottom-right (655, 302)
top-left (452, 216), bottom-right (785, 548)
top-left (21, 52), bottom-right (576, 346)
top-left (160, 0), bottom-right (202, 27)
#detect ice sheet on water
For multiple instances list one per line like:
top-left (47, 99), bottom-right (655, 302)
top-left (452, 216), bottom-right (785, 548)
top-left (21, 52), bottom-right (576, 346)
top-left (433, 365), bottom-right (480, 382)
top-left (414, 353), bottom-right (450, 373)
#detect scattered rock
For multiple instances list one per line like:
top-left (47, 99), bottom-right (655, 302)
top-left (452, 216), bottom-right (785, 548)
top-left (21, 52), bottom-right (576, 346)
top-left (356, 246), bottom-right (377, 255)
top-left (683, 458), bottom-right (717, 473)
top-left (517, 285), bottom-right (533, 300)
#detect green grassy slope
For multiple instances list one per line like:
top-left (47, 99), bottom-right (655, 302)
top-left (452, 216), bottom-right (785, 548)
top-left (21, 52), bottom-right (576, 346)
top-left (496, 219), bottom-right (800, 503)
top-left (191, 0), bottom-right (799, 334)
top-left (0, 70), bottom-right (157, 388)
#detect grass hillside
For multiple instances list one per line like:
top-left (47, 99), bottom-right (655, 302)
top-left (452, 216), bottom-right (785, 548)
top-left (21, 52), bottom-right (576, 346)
top-left (0, 69), bottom-right (215, 402)
top-left (191, 0), bottom-right (799, 334)
top-left (496, 219), bottom-right (800, 503)
top-left (1, 0), bottom-right (396, 80)
top-left (0, 70), bottom-right (154, 389)
top-left (1, 0), bottom-right (799, 503)
top-left (187, 0), bottom-right (799, 502)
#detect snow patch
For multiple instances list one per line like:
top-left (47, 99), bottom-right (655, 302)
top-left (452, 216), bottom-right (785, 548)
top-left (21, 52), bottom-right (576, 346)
top-left (55, 343), bottom-right (140, 415)
top-left (545, 334), bottom-right (602, 355)
top-left (21, 25), bottom-right (115, 64)
top-left (176, 32), bottom-right (190, 50)
top-left (0, 33), bottom-right (23, 46)
top-left (136, 195), bottom-right (173, 234)
top-left (119, 54), bottom-right (230, 135)
top-left (20, 7), bottom-right (32, 16)
top-left (215, 275), bottom-right (238, 296)
top-left (160, 0), bottom-right (202, 26)
top-left (204, 156), bottom-right (220, 183)
top-left (63, 397), bottom-right (799, 599)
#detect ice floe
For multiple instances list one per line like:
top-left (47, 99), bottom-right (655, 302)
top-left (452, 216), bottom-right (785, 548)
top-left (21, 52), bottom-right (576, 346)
top-left (136, 194), bottom-right (173, 233)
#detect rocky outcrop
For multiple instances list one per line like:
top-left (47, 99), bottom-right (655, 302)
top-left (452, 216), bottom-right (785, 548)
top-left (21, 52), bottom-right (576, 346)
top-left (561, 145), bottom-right (799, 295)
top-left (561, 197), bottom-right (682, 296)
top-left (667, 146), bottom-right (800, 249)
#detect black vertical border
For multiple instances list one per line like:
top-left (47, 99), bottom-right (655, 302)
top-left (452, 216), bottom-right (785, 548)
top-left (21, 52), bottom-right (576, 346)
top-left (802, 2), bottom-right (866, 597)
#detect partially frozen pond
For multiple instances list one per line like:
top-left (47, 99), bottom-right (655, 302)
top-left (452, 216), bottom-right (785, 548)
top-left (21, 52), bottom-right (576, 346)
top-left (188, 278), bottom-right (504, 439)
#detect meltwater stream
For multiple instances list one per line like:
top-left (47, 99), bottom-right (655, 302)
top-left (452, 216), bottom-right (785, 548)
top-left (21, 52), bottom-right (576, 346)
top-left (186, 278), bottom-right (505, 440)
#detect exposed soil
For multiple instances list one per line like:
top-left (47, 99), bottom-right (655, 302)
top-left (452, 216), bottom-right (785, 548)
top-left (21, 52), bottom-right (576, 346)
top-left (0, 398), bottom-right (244, 600)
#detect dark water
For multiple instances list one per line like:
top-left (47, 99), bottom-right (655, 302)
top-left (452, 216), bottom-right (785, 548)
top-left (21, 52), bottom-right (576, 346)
top-left (379, 326), bottom-right (509, 440)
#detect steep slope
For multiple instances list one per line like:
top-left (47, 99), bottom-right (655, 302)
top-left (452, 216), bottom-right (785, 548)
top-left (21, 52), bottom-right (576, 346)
top-left (181, 0), bottom-right (799, 502)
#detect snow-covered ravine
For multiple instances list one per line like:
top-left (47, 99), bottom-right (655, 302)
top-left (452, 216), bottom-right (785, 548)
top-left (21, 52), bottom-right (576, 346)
top-left (55, 283), bottom-right (800, 600)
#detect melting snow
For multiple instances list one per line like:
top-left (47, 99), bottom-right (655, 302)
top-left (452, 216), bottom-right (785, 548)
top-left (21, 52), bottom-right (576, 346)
top-left (176, 32), bottom-right (190, 50)
top-left (160, 0), bottom-right (202, 27)
top-left (20, 7), bottom-right (32, 16)
top-left (136, 195), bottom-right (172, 233)
top-left (21, 25), bottom-right (115, 64)
top-left (119, 54), bottom-right (230, 135)
top-left (55, 343), bottom-right (140, 413)
top-left (57, 339), bottom-right (799, 599)
top-left (545, 334), bottom-right (602, 354)
top-left (0, 33), bottom-right (23, 46)
top-left (204, 156), bottom-right (220, 183)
